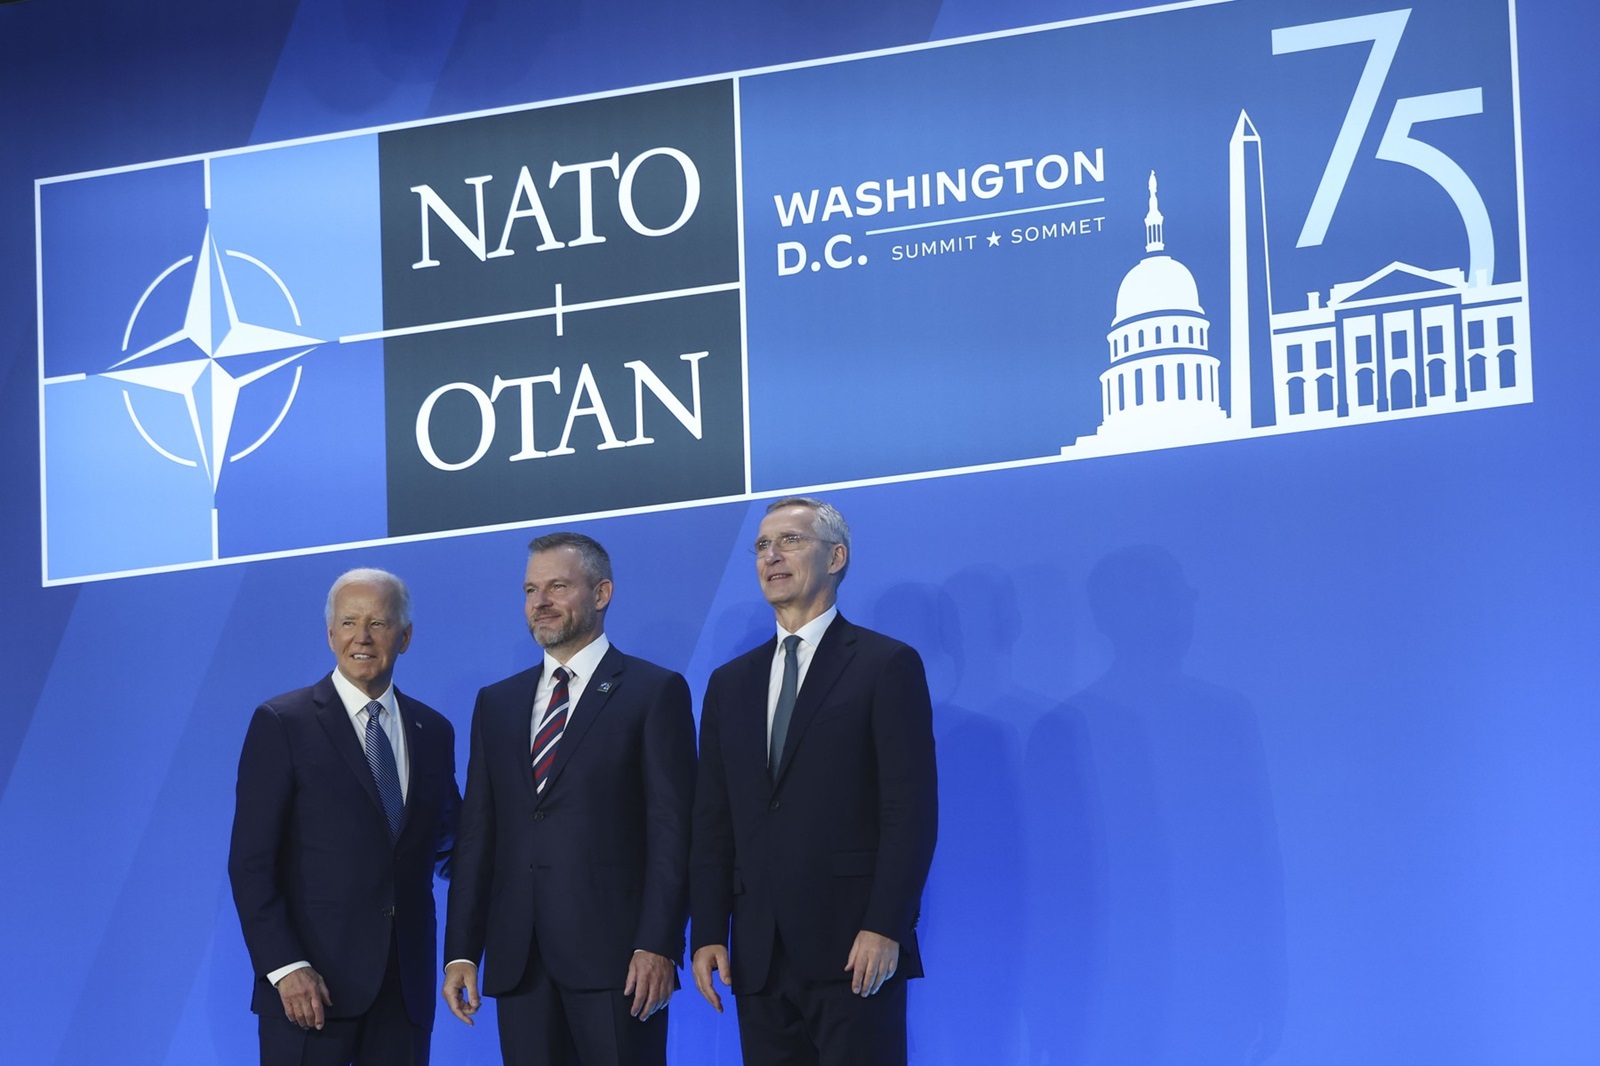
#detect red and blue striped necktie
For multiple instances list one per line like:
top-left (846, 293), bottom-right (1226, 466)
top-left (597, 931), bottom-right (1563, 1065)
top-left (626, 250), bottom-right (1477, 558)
top-left (532, 667), bottom-right (570, 794)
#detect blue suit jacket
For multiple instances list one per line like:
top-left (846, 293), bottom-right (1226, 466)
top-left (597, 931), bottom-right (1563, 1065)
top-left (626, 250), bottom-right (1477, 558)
top-left (444, 645), bottom-right (697, 995)
top-left (690, 614), bottom-right (939, 992)
top-left (228, 674), bottom-right (460, 1027)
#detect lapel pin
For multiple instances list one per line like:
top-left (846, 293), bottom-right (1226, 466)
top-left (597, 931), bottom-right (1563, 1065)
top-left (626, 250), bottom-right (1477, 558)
top-left (597, 681), bottom-right (614, 693)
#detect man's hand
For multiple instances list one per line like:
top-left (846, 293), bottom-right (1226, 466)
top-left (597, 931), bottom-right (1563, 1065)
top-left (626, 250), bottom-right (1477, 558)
top-left (624, 950), bottom-right (678, 1020)
top-left (691, 944), bottom-right (733, 1013)
top-left (442, 961), bottom-right (481, 1026)
top-left (276, 965), bottom-right (332, 1030)
top-left (844, 930), bottom-right (899, 997)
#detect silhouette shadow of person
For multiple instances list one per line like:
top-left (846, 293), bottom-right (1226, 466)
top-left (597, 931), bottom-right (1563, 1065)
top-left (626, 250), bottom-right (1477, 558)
top-left (874, 580), bottom-right (1026, 1066)
top-left (1023, 544), bottom-right (1286, 1065)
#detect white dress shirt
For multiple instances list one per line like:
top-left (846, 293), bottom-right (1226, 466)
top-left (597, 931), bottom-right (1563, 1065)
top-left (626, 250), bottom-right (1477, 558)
top-left (767, 605), bottom-right (838, 749)
top-left (529, 632), bottom-right (612, 749)
top-left (331, 668), bottom-right (410, 800)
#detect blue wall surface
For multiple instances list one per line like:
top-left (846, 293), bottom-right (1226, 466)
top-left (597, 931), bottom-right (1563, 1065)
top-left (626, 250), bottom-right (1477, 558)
top-left (1, 1), bottom-right (1596, 1063)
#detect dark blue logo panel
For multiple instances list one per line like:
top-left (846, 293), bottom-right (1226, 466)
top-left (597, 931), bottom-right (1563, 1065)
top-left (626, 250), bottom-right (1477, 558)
top-left (374, 82), bottom-right (743, 535)
top-left (377, 82), bottom-right (739, 327)
top-left (382, 291), bottom-right (745, 534)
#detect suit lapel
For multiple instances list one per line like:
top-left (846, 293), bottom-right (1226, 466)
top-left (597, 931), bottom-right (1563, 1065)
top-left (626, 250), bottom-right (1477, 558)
top-left (773, 615), bottom-right (857, 788)
top-left (507, 666), bottom-right (543, 804)
top-left (537, 646), bottom-right (623, 802)
top-left (313, 675), bottom-right (391, 833)
top-left (393, 690), bottom-right (430, 840)
top-left (736, 638), bottom-right (778, 794)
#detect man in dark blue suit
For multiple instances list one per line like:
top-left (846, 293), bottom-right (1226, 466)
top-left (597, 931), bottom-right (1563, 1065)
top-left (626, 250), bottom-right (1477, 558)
top-left (691, 497), bottom-right (939, 1066)
top-left (442, 532), bottom-right (697, 1066)
top-left (229, 568), bottom-right (460, 1066)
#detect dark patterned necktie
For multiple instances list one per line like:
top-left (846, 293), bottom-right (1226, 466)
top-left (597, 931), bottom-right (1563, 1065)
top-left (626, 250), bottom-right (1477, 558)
top-left (532, 668), bottom-right (571, 794)
top-left (769, 636), bottom-right (801, 776)
top-left (363, 701), bottom-right (403, 838)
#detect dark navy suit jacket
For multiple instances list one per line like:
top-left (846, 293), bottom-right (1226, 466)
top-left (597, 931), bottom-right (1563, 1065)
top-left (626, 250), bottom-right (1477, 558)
top-left (690, 614), bottom-right (939, 993)
top-left (228, 674), bottom-right (460, 1028)
top-left (444, 645), bottom-right (697, 995)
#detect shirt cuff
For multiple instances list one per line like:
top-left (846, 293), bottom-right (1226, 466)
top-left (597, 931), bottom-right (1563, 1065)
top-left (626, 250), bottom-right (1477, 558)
top-left (267, 961), bottom-right (311, 986)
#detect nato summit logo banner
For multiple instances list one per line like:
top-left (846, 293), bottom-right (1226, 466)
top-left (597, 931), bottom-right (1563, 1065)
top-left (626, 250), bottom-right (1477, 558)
top-left (38, 0), bottom-right (1526, 583)
top-left (739, 0), bottom-right (1529, 489)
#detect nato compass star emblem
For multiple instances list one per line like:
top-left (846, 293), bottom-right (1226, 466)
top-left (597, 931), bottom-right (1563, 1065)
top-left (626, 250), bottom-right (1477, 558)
top-left (105, 224), bottom-right (322, 491)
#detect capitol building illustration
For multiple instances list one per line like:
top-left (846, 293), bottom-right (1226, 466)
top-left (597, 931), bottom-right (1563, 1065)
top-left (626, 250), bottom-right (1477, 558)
top-left (1067, 111), bottom-right (1530, 457)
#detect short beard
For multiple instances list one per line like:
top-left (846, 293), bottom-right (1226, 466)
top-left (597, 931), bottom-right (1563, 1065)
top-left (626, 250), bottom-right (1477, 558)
top-left (530, 612), bottom-right (590, 653)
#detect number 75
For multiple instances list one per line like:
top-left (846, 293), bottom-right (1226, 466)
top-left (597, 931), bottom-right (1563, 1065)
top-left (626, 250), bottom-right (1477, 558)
top-left (1274, 9), bottom-right (1494, 283)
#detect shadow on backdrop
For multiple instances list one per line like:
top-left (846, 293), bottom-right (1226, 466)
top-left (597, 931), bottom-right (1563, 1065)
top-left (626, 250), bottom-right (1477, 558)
top-left (1024, 544), bottom-right (1286, 1065)
top-left (709, 598), bottom-right (778, 667)
top-left (875, 580), bottom-right (1026, 1065)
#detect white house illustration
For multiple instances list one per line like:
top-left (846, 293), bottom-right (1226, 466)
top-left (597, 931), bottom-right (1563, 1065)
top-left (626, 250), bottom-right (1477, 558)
top-left (1262, 262), bottom-right (1529, 427)
top-left (1066, 110), bottom-right (1530, 457)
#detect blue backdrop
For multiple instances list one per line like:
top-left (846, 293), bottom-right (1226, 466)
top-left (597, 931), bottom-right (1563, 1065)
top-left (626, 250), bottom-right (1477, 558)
top-left (2, 1), bottom-right (1596, 1063)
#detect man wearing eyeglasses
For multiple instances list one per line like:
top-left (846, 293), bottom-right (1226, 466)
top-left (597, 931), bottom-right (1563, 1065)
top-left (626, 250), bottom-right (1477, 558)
top-left (690, 497), bottom-right (938, 1066)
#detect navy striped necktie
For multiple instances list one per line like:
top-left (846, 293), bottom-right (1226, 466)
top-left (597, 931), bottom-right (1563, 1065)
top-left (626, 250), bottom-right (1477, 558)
top-left (363, 701), bottom-right (404, 838)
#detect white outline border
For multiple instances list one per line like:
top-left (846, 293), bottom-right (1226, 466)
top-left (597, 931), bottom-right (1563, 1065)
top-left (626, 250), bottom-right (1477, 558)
top-left (35, 0), bottom-right (1532, 586)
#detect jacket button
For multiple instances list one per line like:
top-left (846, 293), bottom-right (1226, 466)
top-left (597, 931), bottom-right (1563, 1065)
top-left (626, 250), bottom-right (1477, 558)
top-left (381, 905), bottom-right (396, 918)
top-left (769, 799), bottom-right (780, 811)
top-left (533, 811), bottom-right (545, 822)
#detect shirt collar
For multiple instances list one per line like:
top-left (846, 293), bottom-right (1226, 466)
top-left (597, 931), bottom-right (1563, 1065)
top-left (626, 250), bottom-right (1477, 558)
top-left (779, 605), bottom-right (838, 648)
top-left (330, 668), bottom-right (397, 721)
top-left (544, 631), bottom-right (612, 682)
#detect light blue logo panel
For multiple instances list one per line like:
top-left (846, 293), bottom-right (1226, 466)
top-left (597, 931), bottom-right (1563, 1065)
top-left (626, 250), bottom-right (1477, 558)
top-left (40, 136), bottom-right (385, 582)
top-left (737, 0), bottom-right (1528, 488)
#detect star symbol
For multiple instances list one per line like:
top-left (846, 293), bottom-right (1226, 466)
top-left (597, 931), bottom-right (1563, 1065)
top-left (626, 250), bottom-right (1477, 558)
top-left (105, 225), bottom-right (322, 491)
top-left (987, 231), bottom-right (1001, 248)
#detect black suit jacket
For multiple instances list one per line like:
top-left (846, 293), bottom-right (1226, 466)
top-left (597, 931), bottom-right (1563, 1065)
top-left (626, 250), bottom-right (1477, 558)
top-left (444, 645), bottom-right (697, 995)
top-left (690, 614), bottom-right (938, 992)
top-left (228, 675), bottom-right (460, 1027)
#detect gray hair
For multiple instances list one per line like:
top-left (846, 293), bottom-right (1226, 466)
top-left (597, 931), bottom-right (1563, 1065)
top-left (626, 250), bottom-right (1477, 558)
top-left (325, 568), bottom-right (412, 628)
top-left (528, 531), bottom-right (613, 586)
top-left (766, 496), bottom-right (851, 582)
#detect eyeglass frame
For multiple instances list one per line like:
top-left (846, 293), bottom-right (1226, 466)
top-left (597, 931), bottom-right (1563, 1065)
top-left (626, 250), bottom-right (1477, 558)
top-left (749, 533), bottom-right (835, 556)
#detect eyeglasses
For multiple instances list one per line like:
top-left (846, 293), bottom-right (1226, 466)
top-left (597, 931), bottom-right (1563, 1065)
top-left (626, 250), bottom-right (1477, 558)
top-left (750, 533), bottom-right (828, 555)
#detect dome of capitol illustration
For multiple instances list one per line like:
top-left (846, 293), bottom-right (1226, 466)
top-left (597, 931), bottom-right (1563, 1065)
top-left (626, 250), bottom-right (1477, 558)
top-left (1070, 168), bottom-right (1227, 458)
top-left (1114, 253), bottom-right (1203, 324)
top-left (1112, 170), bottom-right (1203, 324)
